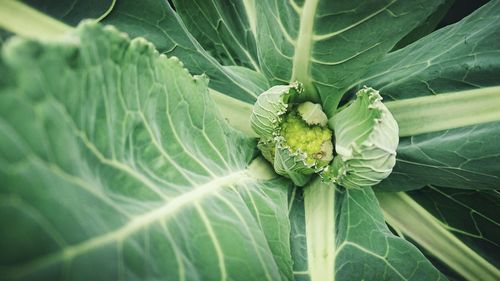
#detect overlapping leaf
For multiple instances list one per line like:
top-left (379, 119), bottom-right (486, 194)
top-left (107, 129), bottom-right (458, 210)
top-left (0, 22), bottom-right (293, 280)
top-left (376, 188), bottom-right (500, 280)
top-left (22, 0), bottom-right (116, 24)
top-left (101, 0), bottom-right (267, 103)
top-left (377, 122), bottom-right (500, 191)
top-left (407, 186), bottom-right (500, 269)
top-left (1, 1), bottom-right (499, 281)
top-left (360, 1), bottom-right (500, 191)
top-left (172, 0), bottom-right (260, 71)
top-left (360, 1), bottom-right (500, 100)
top-left (289, 185), bottom-right (444, 281)
top-left (255, 0), bottom-right (445, 113)
top-left (392, 0), bottom-right (454, 50)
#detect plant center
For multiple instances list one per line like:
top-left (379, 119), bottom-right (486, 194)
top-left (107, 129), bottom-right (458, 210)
top-left (280, 109), bottom-right (332, 166)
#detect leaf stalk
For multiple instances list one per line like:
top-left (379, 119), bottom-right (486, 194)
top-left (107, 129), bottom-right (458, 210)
top-left (386, 86), bottom-right (500, 137)
top-left (0, 0), bottom-right (72, 40)
top-left (376, 191), bottom-right (500, 281)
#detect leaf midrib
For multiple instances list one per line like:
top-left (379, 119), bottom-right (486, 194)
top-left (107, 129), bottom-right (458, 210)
top-left (377, 192), bottom-right (500, 281)
top-left (291, 0), bottom-right (320, 99)
top-left (243, 0), bottom-right (257, 36)
top-left (4, 170), bottom-right (250, 279)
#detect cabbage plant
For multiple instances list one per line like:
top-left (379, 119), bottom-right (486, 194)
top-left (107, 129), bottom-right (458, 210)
top-left (0, 1), bottom-right (499, 281)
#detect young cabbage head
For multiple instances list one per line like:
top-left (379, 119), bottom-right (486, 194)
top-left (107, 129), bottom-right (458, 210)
top-left (321, 87), bottom-right (399, 188)
top-left (250, 83), bottom-right (333, 186)
top-left (251, 83), bottom-right (398, 189)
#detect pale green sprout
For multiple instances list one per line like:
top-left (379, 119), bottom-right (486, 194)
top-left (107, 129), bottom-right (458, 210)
top-left (251, 83), bottom-right (333, 186)
top-left (322, 87), bottom-right (399, 188)
top-left (297, 102), bottom-right (328, 126)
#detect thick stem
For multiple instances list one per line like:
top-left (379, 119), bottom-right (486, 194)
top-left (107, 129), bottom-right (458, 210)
top-left (376, 191), bottom-right (500, 281)
top-left (386, 86), bottom-right (500, 137)
top-left (0, 0), bottom-right (72, 40)
top-left (304, 178), bottom-right (335, 281)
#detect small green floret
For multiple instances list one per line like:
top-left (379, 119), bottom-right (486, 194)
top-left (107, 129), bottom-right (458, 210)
top-left (250, 84), bottom-right (333, 186)
top-left (281, 110), bottom-right (332, 166)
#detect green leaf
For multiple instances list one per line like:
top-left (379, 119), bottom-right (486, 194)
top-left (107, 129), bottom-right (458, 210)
top-left (360, 0), bottom-right (500, 101)
top-left (289, 181), bottom-right (445, 281)
top-left (407, 187), bottom-right (500, 270)
top-left (102, 0), bottom-right (267, 103)
top-left (378, 122), bottom-right (500, 191)
top-left (0, 22), bottom-right (293, 280)
top-left (273, 146), bottom-right (312, 187)
top-left (171, 0), bottom-right (260, 71)
top-left (2, 1), bottom-right (499, 280)
top-left (21, 0), bottom-right (116, 25)
top-left (392, 0), bottom-right (454, 50)
top-left (255, 0), bottom-right (445, 113)
top-left (376, 189), bottom-right (500, 281)
top-left (359, 1), bottom-right (500, 191)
